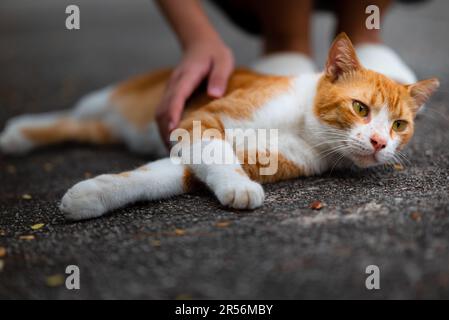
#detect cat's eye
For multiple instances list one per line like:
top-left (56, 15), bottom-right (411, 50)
top-left (352, 101), bottom-right (369, 117)
top-left (392, 120), bottom-right (408, 132)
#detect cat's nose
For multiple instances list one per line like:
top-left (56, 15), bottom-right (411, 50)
top-left (370, 134), bottom-right (387, 152)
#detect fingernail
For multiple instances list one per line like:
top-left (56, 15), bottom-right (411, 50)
top-left (168, 122), bottom-right (176, 132)
top-left (209, 87), bottom-right (224, 97)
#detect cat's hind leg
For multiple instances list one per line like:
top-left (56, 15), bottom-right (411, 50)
top-left (0, 87), bottom-right (118, 154)
top-left (60, 158), bottom-right (190, 220)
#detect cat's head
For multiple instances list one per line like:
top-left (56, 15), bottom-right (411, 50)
top-left (314, 33), bottom-right (439, 168)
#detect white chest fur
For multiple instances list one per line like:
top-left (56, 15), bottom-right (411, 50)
top-left (220, 73), bottom-right (332, 175)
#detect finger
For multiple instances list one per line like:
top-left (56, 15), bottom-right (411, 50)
top-left (207, 55), bottom-right (233, 98)
top-left (158, 66), bottom-right (209, 149)
top-left (156, 112), bottom-right (171, 150)
top-left (175, 64), bottom-right (210, 101)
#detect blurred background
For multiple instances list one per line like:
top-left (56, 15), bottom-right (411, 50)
top-left (0, 0), bottom-right (448, 119)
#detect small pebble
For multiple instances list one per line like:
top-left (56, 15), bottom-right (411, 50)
top-left (310, 200), bottom-right (324, 210)
top-left (6, 165), bottom-right (16, 174)
top-left (410, 212), bottom-right (422, 222)
top-left (174, 229), bottom-right (186, 236)
top-left (151, 240), bottom-right (161, 247)
top-left (84, 172), bottom-right (92, 178)
top-left (215, 221), bottom-right (231, 228)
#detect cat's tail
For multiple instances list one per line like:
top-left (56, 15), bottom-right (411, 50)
top-left (60, 158), bottom-right (194, 220)
top-left (0, 87), bottom-right (116, 155)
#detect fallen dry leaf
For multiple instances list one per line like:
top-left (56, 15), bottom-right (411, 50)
top-left (19, 235), bottom-right (35, 241)
top-left (151, 240), bottom-right (161, 247)
top-left (0, 260), bottom-right (4, 272)
top-left (84, 172), bottom-right (92, 178)
top-left (22, 194), bottom-right (32, 200)
top-left (215, 221), bottom-right (231, 228)
top-left (6, 165), bottom-right (16, 174)
top-left (46, 274), bottom-right (64, 287)
top-left (43, 163), bottom-right (54, 172)
top-left (31, 223), bottom-right (45, 230)
top-left (174, 229), bottom-right (186, 236)
top-left (0, 247), bottom-right (6, 258)
top-left (410, 212), bottom-right (422, 222)
top-left (176, 294), bottom-right (192, 300)
top-left (310, 200), bottom-right (324, 210)
top-left (393, 163), bottom-right (404, 171)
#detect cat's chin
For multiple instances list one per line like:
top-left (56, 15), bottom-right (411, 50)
top-left (350, 153), bottom-right (380, 168)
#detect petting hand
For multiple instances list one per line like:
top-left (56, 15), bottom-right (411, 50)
top-left (155, 38), bottom-right (234, 149)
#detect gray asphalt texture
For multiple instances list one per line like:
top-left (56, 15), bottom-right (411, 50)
top-left (1, 0), bottom-right (449, 299)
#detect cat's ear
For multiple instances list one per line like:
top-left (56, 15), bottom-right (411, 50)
top-left (406, 78), bottom-right (440, 112)
top-left (325, 32), bottom-right (361, 82)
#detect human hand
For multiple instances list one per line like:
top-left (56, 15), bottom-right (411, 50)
top-left (155, 38), bottom-right (234, 149)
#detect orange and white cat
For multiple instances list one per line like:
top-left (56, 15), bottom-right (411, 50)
top-left (0, 34), bottom-right (439, 220)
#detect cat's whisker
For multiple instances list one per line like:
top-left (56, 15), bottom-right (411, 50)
top-left (328, 153), bottom-right (347, 176)
top-left (389, 153), bottom-right (407, 169)
top-left (396, 151), bottom-right (411, 165)
top-left (419, 106), bottom-right (449, 123)
top-left (307, 139), bottom-right (354, 151)
top-left (313, 142), bottom-right (350, 154)
top-left (316, 145), bottom-right (353, 161)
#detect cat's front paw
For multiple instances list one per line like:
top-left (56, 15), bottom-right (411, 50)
top-left (60, 179), bottom-right (107, 220)
top-left (215, 179), bottom-right (265, 210)
top-left (0, 119), bottom-right (34, 155)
